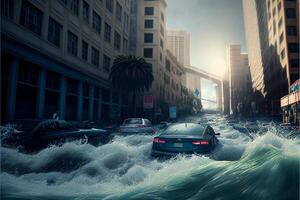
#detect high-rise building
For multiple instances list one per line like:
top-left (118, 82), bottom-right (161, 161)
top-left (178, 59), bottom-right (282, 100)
top-left (243, 0), bottom-right (299, 114)
top-left (129, 0), bottom-right (167, 103)
top-left (129, 0), bottom-right (185, 111)
top-left (1, 0), bottom-right (131, 122)
top-left (226, 45), bottom-right (252, 114)
top-left (167, 30), bottom-right (190, 67)
top-left (163, 50), bottom-right (185, 106)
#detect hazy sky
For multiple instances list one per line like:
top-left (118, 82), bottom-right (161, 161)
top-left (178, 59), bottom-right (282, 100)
top-left (166, 0), bottom-right (247, 77)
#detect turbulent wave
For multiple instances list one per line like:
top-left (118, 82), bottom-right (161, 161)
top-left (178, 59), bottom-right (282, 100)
top-left (1, 115), bottom-right (299, 200)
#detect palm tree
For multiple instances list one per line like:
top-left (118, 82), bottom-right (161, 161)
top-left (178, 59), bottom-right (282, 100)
top-left (109, 55), bottom-right (154, 117)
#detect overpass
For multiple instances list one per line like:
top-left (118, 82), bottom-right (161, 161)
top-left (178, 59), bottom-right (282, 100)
top-left (183, 66), bottom-right (224, 111)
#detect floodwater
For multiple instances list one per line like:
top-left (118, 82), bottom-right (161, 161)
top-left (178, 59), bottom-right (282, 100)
top-left (1, 114), bottom-right (299, 200)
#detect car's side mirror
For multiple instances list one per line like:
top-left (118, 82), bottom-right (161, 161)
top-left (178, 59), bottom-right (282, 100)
top-left (215, 133), bottom-right (220, 136)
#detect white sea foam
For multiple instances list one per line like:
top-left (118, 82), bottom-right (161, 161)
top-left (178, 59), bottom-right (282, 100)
top-left (1, 115), bottom-right (299, 200)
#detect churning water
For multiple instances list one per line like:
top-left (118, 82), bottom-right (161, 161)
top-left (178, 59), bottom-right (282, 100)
top-left (1, 114), bottom-right (299, 200)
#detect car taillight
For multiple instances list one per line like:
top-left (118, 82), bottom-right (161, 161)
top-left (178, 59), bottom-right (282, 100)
top-left (192, 141), bottom-right (209, 145)
top-left (153, 138), bottom-right (166, 144)
top-left (137, 125), bottom-right (146, 128)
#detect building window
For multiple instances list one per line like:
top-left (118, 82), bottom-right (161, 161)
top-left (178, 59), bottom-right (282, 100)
top-left (92, 11), bottom-right (101, 34)
top-left (161, 12), bottom-right (164, 22)
top-left (114, 30), bottom-right (121, 51)
top-left (160, 52), bottom-right (162, 61)
top-left (160, 38), bottom-right (164, 48)
top-left (145, 7), bottom-right (154, 15)
top-left (160, 24), bottom-right (164, 36)
top-left (67, 31), bottom-right (78, 56)
top-left (166, 59), bottom-right (171, 71)
top-left (20, 0), bottom-right (43, 36)
top-left (272, 7), bottom-right (276, 17)
top-left (82, 40), bottom-right (88, 61)
top-left (70, 0), bottom-right (79, 16)
top-left (15, 61), bottom-right (39, 119)
top-left (286, 8), bottom-right (296, 18)
top-left (279, 32), bottom-right (284, 43)
top-left (91, 47), bottom-right (100, 67)
top-left (278, 17), bottom-right (282, 28)
top-left (123, 38), bottom-right (128, 54)
top-left (144, 33), bottom-right (153, 43)
top-left (116, 2), bottom-right (122, 22)
top-left (277, 1), bottom-right (281, 12)
top-left (48, 17), bottom-right (62, 47)
top-left (272, 21), bottom-right (276, 35)
top-left (288, 43), bottom-right (299, 53)
top-left (286, 26), bottom-right (297, 36)
top-left (106, 0), bottom-right (113, 13)
top-left (104, 23), bottom-right (112, 43)
top-left (144, 19), bottom-right (154, 28)
top-left (103, 54), bottom-right (111, 72)
top-left (44, 70), bottom-right (60, 118)
top-left (290, 59), bottom-right (299, 68)
top-left (144, 48), bottom-right (153, 58)
top-left (82, 0), bottom-right (89, 24)
top-left (66, 78), bottom-right (78, 121)
top-left (1, 0), bottom-right (14, 19)
top-left (124, 12), bottom-right (129, 31)
top-left (281, 49), bottom-right (285, 60)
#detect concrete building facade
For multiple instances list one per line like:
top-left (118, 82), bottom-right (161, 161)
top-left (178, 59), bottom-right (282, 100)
top-left (226, 45), bottom-right (252, 115)
top-left (162, 50), bottom-right (185, 106)
top-left (1, 0), bottom-right (131, 123)
top-left (129, 0), bottom-right (185, 113)
top-left (167, 30), bottom-right (190, 67)
top-left (243, 0), bottom-right (299, 115)
top-left (129, 0), bottom-right (167, 105)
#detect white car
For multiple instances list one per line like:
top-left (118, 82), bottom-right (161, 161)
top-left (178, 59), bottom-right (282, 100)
top-left (119, 118), bottom-right (157, 134)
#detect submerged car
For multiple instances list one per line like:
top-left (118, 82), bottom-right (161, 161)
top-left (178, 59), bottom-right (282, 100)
top-left (151, 123), bottom-right (220, 157)
top-left (119, 118), bottom-right (157, 134)
top-left (1, 120), bottom-right (111, 151)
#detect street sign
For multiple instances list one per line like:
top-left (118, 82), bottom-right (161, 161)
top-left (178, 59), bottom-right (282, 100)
top-left (194, 88), bottom-right (200, 97)
top-left (290, 79), bottom-right (299, 93)
top-left (169, 106), bottom-right (177, 119)
top-left (143, 95), bottom-right (154, 109)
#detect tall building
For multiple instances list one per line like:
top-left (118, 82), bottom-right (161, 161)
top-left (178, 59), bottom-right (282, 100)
top-left (167, 30), bottom-right (190, 67)
top-left (129, 0), bottom-right (185, 112)
top-left (163, 50), bottom-right (185, 106)
top-left (1, 0), bottom-right (131, 122)
top-left (243, 0), bottom-right (299, 115)
top-left (226, 45), bottom-right (252, 114)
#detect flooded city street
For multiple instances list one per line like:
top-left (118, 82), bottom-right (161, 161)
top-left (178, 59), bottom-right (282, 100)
top-left (1, 114), bottom-right (299, 200)
top-left (1, 0), bottom-right (299, 199)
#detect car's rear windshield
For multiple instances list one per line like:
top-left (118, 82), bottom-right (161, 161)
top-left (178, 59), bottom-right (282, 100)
top-left (123, 119), bottom-right (142, 125)
top-left (163, 123), bottom-right (205, 136)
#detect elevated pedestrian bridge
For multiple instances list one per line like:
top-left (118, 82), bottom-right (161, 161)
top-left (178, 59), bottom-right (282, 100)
top-left (184, 66), bottom-right (224, 111)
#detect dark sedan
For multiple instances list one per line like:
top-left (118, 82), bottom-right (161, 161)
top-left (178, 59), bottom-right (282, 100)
top-left (1, 120), bottom-right (112, 151)
top-left (151, 123), bottom-right (220, 157)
